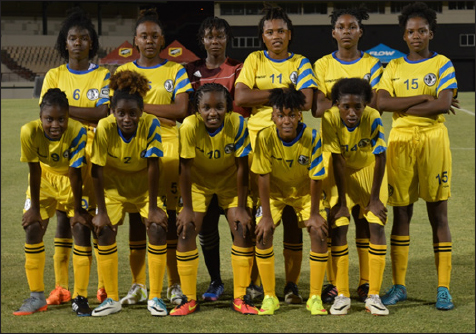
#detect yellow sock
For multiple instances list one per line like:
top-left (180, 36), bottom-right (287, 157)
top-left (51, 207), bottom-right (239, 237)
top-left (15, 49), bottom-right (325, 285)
top-left (255, 246), bottom-right (275, 297)
top-left (129, 240), bottom-right (147, 286)
top-left (72, 245), bottom-right (92, 298)
top-left (356, 238), bottom-right (370, 286)
top-left (283, 242), bottom-right (303, 285)
top-left (148, 244), bottom-right (167, 299)
top-left (53, 238), bottom-right (72, 289)
top-left (390, 235), bottom-right (410, 286)
top-left (326, 237), bottom-right (335, 285)
top-left (93, 238), bottom-right (104, 290)
top-left (309, 251), bottom-right (328, 296)
top-left (166, 239), bottom-right (180, 286)
top-left (368, 243), bottom-right (386, 295)
top-left (98, 243), bottom-right (118, 301)
top-left (332, 244), bottom-right (349, 297)
top-left (176, 249), bottom-right (199, 301)
top-left (231, 245), bottom-right (254, 299)
top-left (434, 242), bottom-right (452, 289)
top-left (25, 242), bottom-right (45, 292)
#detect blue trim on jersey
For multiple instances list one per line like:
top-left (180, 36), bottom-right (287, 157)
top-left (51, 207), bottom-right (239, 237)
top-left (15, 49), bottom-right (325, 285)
top-left (437, 72), bottom-right (458, 94)
top-left (371, 118), bottom-right (383, 134)
top-left (70, 141), bottom-right (86, 160)
top-left (312, 166), bottom-right (325, 177)
top-left (373, 146), bottom-right (386, 155)
top-left (371, 132), bottom-right (385, 147)
top-left (104, 72), bottom-right (111, 80)
top-left (117, 126), bottom-right (137, 143)
top-left (341, 119), bottom-right (360, 132)
top-left (310, 154), bottom-right (323, 171)
top-left (133, 59), bottom-right (168, 69)
top-left (96, 98), bottom-right (109, 106)
top-left (300, 78), bottom-right (317, 89)
top-left (279, 123), bottom-right (306, 146)
top-left (264, 50), bottom-right (294, 62)
top-left (147, 118), bottom-right (161, 139)
top-left (66, 63), bottom-right (99, 75)
top-left (311, 128), bottom-right (317, 146)
top-left (207, 122), bottom-right (224, 137)
top-left (145, 147), bottom-right (164, 158)
top-left (235, 116), bottom-right (245, 141)
top-left (403, 52), bottom-right (437, 64)
top-left (370, 73), bottom-right (382, 89)
top-left (239, 143), bottom-right (252, 158)
top-left (70, 156), bottom-right (86, 168)
top-left (439, 60), bottom-right (454, 77)
top-left (147, 133), bottom-right (162, 148)
top-left (70, 128), bottom-right (87, 148)
top-left (332, 51), bottom-right (364, 65)
top-left (44, 132), bottom-right (61, 141)
top-left (312, 137), bottom-right (322, 157)
top-left (298, 57), bottom-right (311, 69)
top-left (173, 77), bottom-right (193, 100)
top-left (297, 68), bottom-right (314, 83)
top-left (235, 128), bottom-right (249, 152)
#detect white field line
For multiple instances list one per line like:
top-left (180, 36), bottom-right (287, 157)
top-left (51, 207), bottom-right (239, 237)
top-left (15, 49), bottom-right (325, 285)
top-left (455, 107), bottom-right (475, 116)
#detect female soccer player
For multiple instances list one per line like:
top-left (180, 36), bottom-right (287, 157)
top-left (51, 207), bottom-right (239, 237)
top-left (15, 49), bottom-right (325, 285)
top-left (172, 83), bottom-right (254, 316)
top-left (185, 16), bottom-right (254, 302)
top-left (312, 5), bottom-right (383, 304)
top-left (91, 70), bottom-right (168, 317)
top-left (14, 88), bottom-right (89, 316)
top-left (251, 85), bottom-right (328, 316)
top-left (115, 8), bottom-right (193, 306)
top-left (235, 3), bottom-right (318, 304)
top-left (322, 78), bottom-right (388, 316)
top-left (377, 2), bottom-right (458, 311)
top-left (40, 7), bottom-right (110, 306)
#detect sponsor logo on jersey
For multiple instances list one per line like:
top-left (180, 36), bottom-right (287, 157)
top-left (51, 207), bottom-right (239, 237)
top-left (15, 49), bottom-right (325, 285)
top-left (298, 155), bottom-right (309, 165)
top-left (224, 144), bottom-right (234, 154)
top-left (424, 73), bottom-right (437, 87)
top-left (363, 73), bottom-right (371, 81)
top-left (87, 89), bottom-right (99, 101)
top-left (358, 138), bottom-right (371, 148)
top-left (164, 79), bottom-right (174, 93)
top-left (100, 88), bottom-right (110, 99)
top-left (290, 71), bottom-right (298, 85)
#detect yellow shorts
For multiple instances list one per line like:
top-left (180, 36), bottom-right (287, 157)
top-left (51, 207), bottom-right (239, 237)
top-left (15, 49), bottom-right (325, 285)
top-left (103, 194), bottom-right (167, 226)
top-left (329, 160), bottom-right (388, 228)
top-left (256, 195), bottom-right (327, 228)
top-left (387, 124), bottom-right (451, 206)
top-left (160, 125), bottom-right (180, 211)
top-left (24, 170), bottom-right (76, 220)
top-left (189, 183), bottom-right (253, 213)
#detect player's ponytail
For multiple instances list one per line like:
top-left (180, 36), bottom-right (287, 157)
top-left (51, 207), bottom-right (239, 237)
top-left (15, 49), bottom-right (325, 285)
top-left (110, 70), bottom-right (150, 110)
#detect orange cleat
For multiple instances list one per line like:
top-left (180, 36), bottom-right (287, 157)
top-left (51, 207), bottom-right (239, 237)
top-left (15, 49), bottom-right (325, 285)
top-left (232, 296), bottom-right (259, 315)
top-left (170, 297), bottom-right (199, 316)
top-left (46, 286), bottom-right (71, 305)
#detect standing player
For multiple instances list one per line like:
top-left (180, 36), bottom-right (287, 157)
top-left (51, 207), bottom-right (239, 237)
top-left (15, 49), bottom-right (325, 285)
top-left (377, 2), bottom-right (458, 311)
top-left (172, 83), bottom-right (255, 316)
top-left (115, 8), bottom-right (193, 306)
top-left (185, 16), bottom-right (255, 302)
top-left (251, 85), bottom-right (328, 316)
top-left (322, 78), bottom-right (388, 316)
top-left (14, 89), bottom-right (89, 316)
top-left (40, 7), bottom-right (110, 306)
top-left (312, 5), bottom-right (383, 304)
top-left (90, 70), bottom-right (169, 317)
top-left (235, 3), bottom-right (318, 304)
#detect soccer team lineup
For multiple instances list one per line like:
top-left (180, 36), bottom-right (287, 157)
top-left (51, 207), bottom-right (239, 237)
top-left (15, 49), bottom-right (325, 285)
top-left (15, 1), bottom-right (459, 318)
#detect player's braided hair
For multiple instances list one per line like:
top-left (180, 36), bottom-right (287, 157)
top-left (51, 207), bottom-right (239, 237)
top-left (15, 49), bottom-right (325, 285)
top-left (331, 78), bottom-right (372, 105)
top-left (40, 88), bottom-right (69, 113)
top-left (398, 2), bottom-right (437, 33)
top-left (134, 8), bottom-right (165, 52)
top-left (269, 84), bottom-right (305, 112)
top-left (110, 70), bottom-right (150, 110)
top-left (258, 3), bottom-right (294, 49)
top-left (330, 4), bottom-right (369, 30)
top-left (197, 17), bottom-right (233, 49)
top-left (55, 7), bottom-right (99, 61)
top-left (193, 83), bottom-right (233, 113)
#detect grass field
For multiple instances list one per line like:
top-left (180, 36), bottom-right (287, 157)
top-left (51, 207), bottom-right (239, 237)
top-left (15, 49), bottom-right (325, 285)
top-left (1, 93), bottom-right (475, 333)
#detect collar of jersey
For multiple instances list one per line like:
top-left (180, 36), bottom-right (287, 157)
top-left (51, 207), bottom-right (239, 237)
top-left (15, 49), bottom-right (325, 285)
top-left (331, 51), bottom-right (364, 65)
top-left (341, 118), bottom-right (360, 132)
top-left (207, 122), bottom-right (224, 137)
top-left (133, 59), bottom-right (168, 69)
top-left (43, 132), bottom-right (61, 141)
top-left (117, 126), bottom-right (137, 143)
top-left (404, 51), bottom-right (437, 64)
top-left (278, 122), bottom-right (306, 146)
top-left (264, 50), bottom-right (294, 63)
top-left (66, 63), bottom-right (98, 74)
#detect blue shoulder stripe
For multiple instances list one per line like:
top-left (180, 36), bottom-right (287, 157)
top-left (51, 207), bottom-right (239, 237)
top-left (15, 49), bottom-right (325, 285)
top-left (373, 146), bottom-right (387, 155)
top-left (147, 118), bottom-right (161, 139)
top-left (312, 166), bottom-right (325, 177)
top-left (235, 116), bottom-right (245, 141)
top-left (370, 73), bottom-right (382, 88)
top-left (310, 154), bottom-right (323, 170)
top-left (96, 98), bottom-right (109, 106)
top-left (235, 128), bottom-right (249, 151)
top-left (239, 144), bottom-right (252, 157)
top-left (104, 72), bottom-right (111, 80)
top-left (439, 60), bottom-right (454, 77)
top-left (312, 137), bottom-right (322, 156)
top-left (437, 72), bottom-right (457, 93)
top-left (145, 147), bottom-right (164, 158)
top-left (371, 132), bottom-right (385, 147)
top-left (299, 78), bottom-right (317, 89)
top-left (370, 61), bottom-right (382, 77)
top-left (70, 156), bottom-right (86, 168)
top-left (371, 118), bottom-right (383, 134)
top-left (70, 127), bottom-right (87, 148)
top-left (147, 133), bottom-right (162, 147)
top-left (70, 141), bottom-right (86, 160)
top-left (298, 57), bottom-right (311, 69)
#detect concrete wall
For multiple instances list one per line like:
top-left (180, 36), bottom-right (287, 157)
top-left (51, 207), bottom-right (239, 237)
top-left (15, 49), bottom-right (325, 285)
top-left (1, 34), bottom-right (132, 48)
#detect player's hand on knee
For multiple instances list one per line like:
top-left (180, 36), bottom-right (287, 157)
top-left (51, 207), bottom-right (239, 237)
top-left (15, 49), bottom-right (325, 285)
top-left (177, 208), bottom-right (195, 239)
top-left (70, 208), bottom-right (94, 230)
top-left (92, 211), bottom-right (114, 235)
top-left (366, 200), bottom-right (388, 224)
top-left (255, 216), bottom-right (274, 245)
top-left (22, 208), bottom-right (44, 229)
top-left (147, 207), bottom-right (168, 231)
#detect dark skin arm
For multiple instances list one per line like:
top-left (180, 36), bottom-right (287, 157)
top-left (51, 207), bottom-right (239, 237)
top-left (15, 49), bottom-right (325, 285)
top-left (144, 92), bottom-right (189, 127)
top-left (91, 163), bottom-right (115, 235)
top-left (255, 173), bottom-right (274, 245)
top-left (305, 179), bottom-right (328, 237)
top-left (22, 162), bottom-right (45, 229)
top-left (365, 152), bottom-right (387, 224)
top-left (329, 153), bottom-right (351, 224)
top-left (234, 156), bottom-right (252, 239)
top-left (176, 157), bottom-right (194, 238)
top-left (145, 157), bottom-right (168, 231)
top-left (68, 104), bottom-right (109, 126)
top-left (68, 166), bottom-right (93, 229)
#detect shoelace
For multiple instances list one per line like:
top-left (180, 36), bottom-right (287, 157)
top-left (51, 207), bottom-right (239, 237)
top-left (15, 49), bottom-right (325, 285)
top-left (437, 290), bottom-right (450, 301)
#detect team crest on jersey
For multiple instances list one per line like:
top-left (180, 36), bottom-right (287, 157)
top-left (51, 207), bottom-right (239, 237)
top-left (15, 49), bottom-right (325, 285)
top-left (140, 149), bottom-right (147, 158)
top-left (289, 71), bottom-right (298, 85)
top-left (255, 206), bottom-right (263, 218)
top-left (224, 144), bottom-right (235, 154)
top-left (164, 79), bottom-right (174, 93)
top-left (388, 184), bottom-right (394, 197)
top-left (358, 138), bottom-right (371, 148)
top-left (424, 73), bottom-right (437, 87)
top-left (298, 155), bottom-right (309, 165)
top-left (363, 73), bottom-right (371, 81)
top-left (100, 88), bottom-right (110, 98)
top-left (86, 89), bottom-right (99, 101)
top-left (63, 150), bottom-right (69, 159)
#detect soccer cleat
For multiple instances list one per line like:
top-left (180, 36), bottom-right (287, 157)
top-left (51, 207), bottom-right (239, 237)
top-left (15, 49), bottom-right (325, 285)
top-left (170, 296), bottom-right (199, 316)
top-left (202, 280), bottom-right (224, 301)
top-left (46, 285), bottom-right (71, 305)
top-left (258, 295), bottom-right (280, 316)
top-left (435, 287), bottom-right (454, 310)
top-left (120, 283), bottom-right (147, 305)
top-left (91, 298), bottom-right (121, 316)
top-left (72, 295), bottom-right (92, 317)
top-left (381, 284), bottom-right (407, 306)
top-left (167, 283), bottom-right (183, 305)
top-left (246, 283), bottom-right (264, 300)
top-left (306, 295), bottom-right (328, 315)
top-left (13, 296), bottom-right (47, 316)
top-left (231, 295), bottom-right (259, 315)
top-left (97, 288), bottom-right (107, 303)
top-left (365, 294), bottom-right (389, 316)
top-left (330, 294), bottom-right (351, 315)
top-left (284, 282), bottom-right (303, 304)
top-left (321, 284), bottom-right (338, 304)
top-left (147, 297), bottom-right (168, 316)
top-left (357, 283), bottom-right (369, 302)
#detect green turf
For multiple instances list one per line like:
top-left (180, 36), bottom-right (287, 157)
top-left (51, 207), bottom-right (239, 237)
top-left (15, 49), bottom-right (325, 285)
top-left (1, 93), bottom-right (475, 333)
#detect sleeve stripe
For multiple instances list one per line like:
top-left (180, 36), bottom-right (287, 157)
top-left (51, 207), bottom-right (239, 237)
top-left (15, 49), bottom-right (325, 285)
top-left (297, 68), bottom-right (314, 83)
top-left (439, 60), bottom-right (454, 77)
top-left (235, 128), bottom-right (249, 151)
top-left (437, 72), bottom-right (457, 94)
top-left (373, 146), bottom-right (387, 155)
top-left (299, 78), bottom-right (317, 89)
top-left (173, 78), bottom-right (193, 100)
top-left (70, 141), bottom-right (86, 160)
top-left (96, 98), bottom-right (109, 106)
top-left (371, 118), bottom-right (383, 134)
top-left (235, 116), bottom-right (245, 141)
top-left (147, 118), bottom-right (161, 139)
top-left (370, 61), bottom-right (382, 77)
top-left (370, 73), bottom-right (382, 88)
top-left (312, 166), bottom-right (325, 177)
top-left (70, 128), bottom-right (87, 148)
top-left (298, 57), bottom-right (311, 69)
top-left (239, 144), bottom-right (252, 157)
top-left (147, 133), bottom-right (162, 147)
top-left (312, 137), bottom-right (322, 156)
top-left (145, 147), bottom-right (164, 158)
top-left (70, 156), bottom-right (86, 168)
top-left (310, 154), bottom-right (323, 170)
top-left (371, 132), bottom-right (385, 147)
top-left (104, 72), bottom-right (111, 80)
